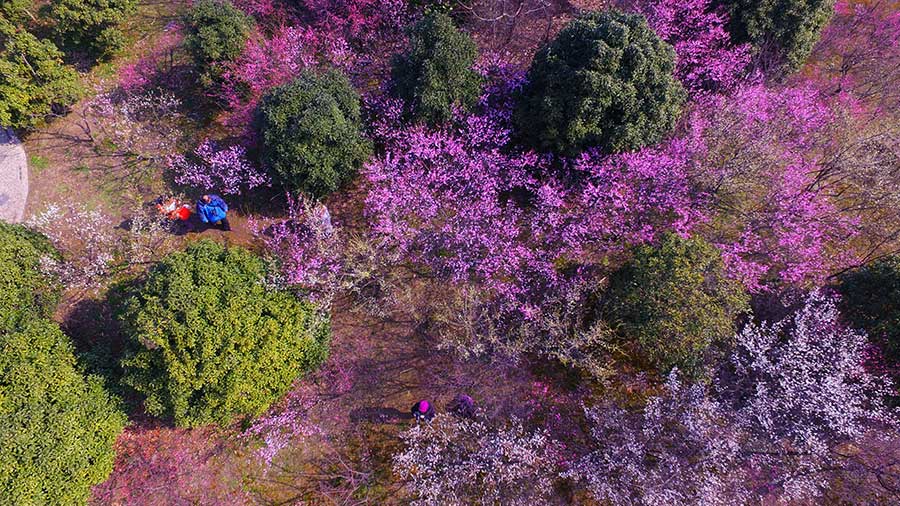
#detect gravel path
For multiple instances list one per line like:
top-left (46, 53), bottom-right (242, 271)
top-left (0, 128), bottom-right (27, 223)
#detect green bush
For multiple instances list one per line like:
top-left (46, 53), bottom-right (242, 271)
top-left (390, 11), bottom-right (482, 125)
top-left (513, 9), bottom-right (685, 156)
top-left (0, 0), bottom-right (32, 24)
top-left (183, 0), bottom-right (254, 89)
top-left (605, 233), bottom-right (749, 377)
top-left (120, 240), bottom-right (331, 427)
top-left (1, 318), bottom-right (126, 505)
top-left (0, 18), bottom-right (79, 129)
top-left (48, 0), bottom-right (137, 59)
top-left (257, 69), bottom-right (372, 200)
top-left (719, 0), bottom-right (835, 70)
top-left (839, 256), bottom-right (900, 369)
top-left (0, 222), bottom-right (60, 331)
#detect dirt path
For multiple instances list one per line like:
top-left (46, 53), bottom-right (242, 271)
top-left (0, 128), bottom-right (27, 223)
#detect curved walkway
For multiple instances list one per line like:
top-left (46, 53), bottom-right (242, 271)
top-left (0, 128), bottom-right (28, 223)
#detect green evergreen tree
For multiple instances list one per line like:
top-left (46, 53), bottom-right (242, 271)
top-left (48, 0), bottom-right (137, 59)
top-left (0, 222), bottom-right (60, 330)
top-left (257, 69), bottom-right (372, 200)
top-left (514, 9), bottom-right (685, 156)
top-left (1, 319), bottom-right (126, 505)
top-left (0, 18), bottom-right (79, 129)
top-left (718, 0), bottom-right (836, 70)
top-left (391, 11), bottom-right (482, 125)
top-left (183, 0), bottom-right (254, 89)
top-left (605, 233), bottom-right (749, 377)
top-left (121, 240), bottom-right (331, 427)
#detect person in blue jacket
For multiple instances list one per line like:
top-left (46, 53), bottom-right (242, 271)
top-left (196, 194), bottom-right (231, 231)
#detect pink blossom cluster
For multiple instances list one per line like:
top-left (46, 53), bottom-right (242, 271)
top-left (567, 291), bottom-right (897, 504)
top-left (252, 194), bottom-right (342, 303)
top-left (26, 203), bottom-right (118, 289)
top-left (809, 0), bottom-right (900, 110)
top-left (217, 0), bottom-right (410, 127)
top-left (365, 73), bottom-right (706, 325)
top-left (217, 26), bottom-right (329, 127)
top-left (167, 139), bottom-right (269, 195)
top-left (118, 22), bottom-right (187, 93)
top-left (686, 83), bottom-right (862, 290)
top-left (91, 425), bottom-right (248, 504)
top-left (394, 414), bottom-right (561, 505)
top-left (628, 0), bottom-right (752, 96)
top-left (295, 0), bottom-right (409, 47)
top-left (242, 381), bottom-right (324, 465)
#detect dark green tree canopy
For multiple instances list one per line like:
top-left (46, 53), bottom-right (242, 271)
top-left (0, 222), bottom-right (60, 331)
top-left (839, 256), bottom-right (900, 369)
top-left (48, 0), bottom-right (137, 59)
top-left (514, 9), bottom-right (685, 157)
top-left (0, 18), bottom-right (79, 129)
top-left (0, 318), bottom-right (126, 505)
top-left (183, 0), bottom-right (254, 88)
top-left (257, 69), bottom-right (372, 200)
top-left (121, 240), bottom-right (331, 428)
top-left (605, 233), bottom-right (749, 377)
top-left (718, 0), bottom-right (836, 70)
top-left (391, 11), bottom-right (482, 126)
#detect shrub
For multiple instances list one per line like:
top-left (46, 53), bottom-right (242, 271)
top-left (0, 19), bottom-right (79, 129)
top-left (0, 318), bottom-right (126, 504)
top-left (390, 11), bottom-right (482, 125)
top-left (0, 222), bottom-right (60, 331)
top-left (605, 233), bottom-right (749, 376)
top-left (838, 256), bottom-right (900, 369)
top-left (256, 69), bottom-right (371, 200)
top-left (513, 9), bottom-right (685, 156)
top-left (718, 0), bottom-right (836, 70)
top-left (0, 0), bottom-right (32, 23)
top-left (120, 240), bottom-right (330, 427)
top-left (48, 0), bottom-right (138, 59)
top-left (183, 0), bottom-right (254, 89)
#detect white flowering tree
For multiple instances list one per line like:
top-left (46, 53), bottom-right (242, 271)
top-left (393, 414), bottom-right (560, 506)
top-left (26, 203), bottom-right (117, 289)
top-left (720, 289), bottom-right (896, 500)
top-left (563, 372), bottom-right (749, 505)
top-left (565, 290), bottom-right (899, 504)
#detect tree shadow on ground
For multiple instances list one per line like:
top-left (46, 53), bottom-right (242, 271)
top-left (349, 407), bottom-right (413, 424)
top-left (61, 279), bottom-right (145, 413)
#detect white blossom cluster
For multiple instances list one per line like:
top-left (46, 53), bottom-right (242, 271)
top-left (26, 203), bottom-right (117, 289)
top-left (563, 372), bottom-right (748, 506)
top-left (393, 414), bottom-right (560, 506)
top-left (565, 290), bottom-right (897, 505)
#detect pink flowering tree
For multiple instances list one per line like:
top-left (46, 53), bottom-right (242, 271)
top-left (167, 139), bottom-right (269, 195)
top-left (563, 371), bottom-right (748, 505)
top-left (91, 425), bottom-right (249, 504)
top-left (217, 26), bottom-right (326, 127)
top-left (625, 0), bottom-right (752, 97)
top-left (77, 87), bottom-right (185, 179)
top-left (216, 0), bottom-right (410, 127)
top-left (686, 83), bottom-right (862, 290)
top-left (26, 203), bottom-right (118, 289)
top-left (252, 194), bottom-right (342, 305)
top-left (117, 22), bottom-right (187, 94)
top-left (364, 68), bottom-right (706, 359)
top-left (809, 0), bottom-right (900, 111)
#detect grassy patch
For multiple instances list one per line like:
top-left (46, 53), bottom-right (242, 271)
top-left (29, 155), bottom-right (50, 174)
